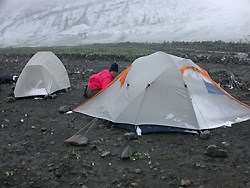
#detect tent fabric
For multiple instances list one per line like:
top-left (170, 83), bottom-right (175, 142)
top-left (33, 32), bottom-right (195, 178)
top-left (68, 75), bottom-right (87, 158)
top-left (74, 51), bottom-right (250, 133)
top-left (14, 51), bottom-right (70, 98)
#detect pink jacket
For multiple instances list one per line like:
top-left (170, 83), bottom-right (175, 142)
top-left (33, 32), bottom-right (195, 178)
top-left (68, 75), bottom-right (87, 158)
top-left (88, 69), bottom-right (114, 90)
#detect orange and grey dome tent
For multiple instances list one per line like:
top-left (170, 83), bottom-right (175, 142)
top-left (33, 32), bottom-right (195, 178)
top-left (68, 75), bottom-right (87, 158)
top-left (74, 51), bottom-right (250, 134)
top-left (14, 51), bottom-right (70, 98)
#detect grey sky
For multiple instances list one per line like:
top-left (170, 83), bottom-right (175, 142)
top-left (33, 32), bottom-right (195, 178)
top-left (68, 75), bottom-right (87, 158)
top-left (1, 0), bottom-right (250, 11)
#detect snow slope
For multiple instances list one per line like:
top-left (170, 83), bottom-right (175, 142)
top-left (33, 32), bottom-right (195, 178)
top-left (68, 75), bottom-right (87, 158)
top-left (0, 0), bottom-right (249, 47)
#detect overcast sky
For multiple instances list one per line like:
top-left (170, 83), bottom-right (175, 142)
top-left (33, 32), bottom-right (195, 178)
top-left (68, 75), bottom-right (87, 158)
top-left (1, 0), bottom-right (250, 11)
top-left (210, 0), bottom-right (250, 10)
top-left (0, 0), bottom-right (249, 46)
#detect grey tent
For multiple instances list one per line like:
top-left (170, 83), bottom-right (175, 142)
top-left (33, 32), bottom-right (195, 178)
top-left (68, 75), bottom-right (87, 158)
top-left (14, 51), bottom-right (70, 98)
top-left (74, 51), bottom-right (250, 134)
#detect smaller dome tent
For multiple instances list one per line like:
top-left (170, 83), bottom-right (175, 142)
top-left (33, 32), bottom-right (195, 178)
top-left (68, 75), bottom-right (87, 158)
top-left (14, 51), bottom-right (70, 98)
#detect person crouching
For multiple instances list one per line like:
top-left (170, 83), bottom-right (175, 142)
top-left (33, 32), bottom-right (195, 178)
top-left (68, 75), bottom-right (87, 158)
top-left (84, 63), bottom-right (119, 99)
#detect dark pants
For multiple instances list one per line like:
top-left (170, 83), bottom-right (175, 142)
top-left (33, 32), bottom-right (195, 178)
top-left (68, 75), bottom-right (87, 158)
top-left (84, 86), bottom-right (101, 99)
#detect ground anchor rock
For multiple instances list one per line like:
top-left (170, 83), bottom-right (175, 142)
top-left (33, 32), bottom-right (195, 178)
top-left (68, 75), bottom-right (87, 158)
top-left (64, 135), bottom-right (89, 146)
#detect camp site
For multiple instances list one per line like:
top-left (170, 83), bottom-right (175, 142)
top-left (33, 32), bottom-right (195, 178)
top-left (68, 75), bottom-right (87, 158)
top-left (1, 42), bottom-right (250, 188)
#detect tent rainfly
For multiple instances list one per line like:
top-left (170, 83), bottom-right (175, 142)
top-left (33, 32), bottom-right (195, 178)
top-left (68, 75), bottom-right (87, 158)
top-left (74, 51), bottom-right (250, 134)
top-left (14, 51), bottom-right (70, 98)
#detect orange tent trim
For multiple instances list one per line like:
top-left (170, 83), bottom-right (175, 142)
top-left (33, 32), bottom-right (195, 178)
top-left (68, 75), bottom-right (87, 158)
top-left (180, 65), bottom-right (250, 109)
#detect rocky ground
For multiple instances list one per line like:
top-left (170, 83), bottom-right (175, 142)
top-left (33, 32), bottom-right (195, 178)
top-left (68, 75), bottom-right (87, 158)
top-left (0, 43), bottom-right (250, 188)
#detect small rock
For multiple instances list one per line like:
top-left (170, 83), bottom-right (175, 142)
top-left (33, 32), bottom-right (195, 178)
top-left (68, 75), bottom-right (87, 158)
top-left (59, 105), bottom-right (72, 114)
top-left (161, 176), bottom-right (167, 180)
top-left (90, 145), bottom-right (97, 151)
top-left (44, 95), bottom-right (50, 100)
top-left (64, 135), bottom-right (89, 146)
top-left (100, 151), bottom-right (111, 157)
top-left (81, 185), bottom-right (88, 188)
top-left (112, 178), bottom-right (118, 184)
top-left (41, 127), bottom-right (47, 132)
top-left (222, 141), bottom-right (230, 147)
top-left (15, 149), bottom-right (25, 155)
top-left (153, 168), bottom-right (158, 171)
top-left (50, 141), bottom-right (55, 145)
top-left (48, 167), bottom-right (54, 172)
top-left (7, 96), bottom-right (15, 103)
top-left (121, 145), bottom-right (133, 160)
top-left (44, 94), bottom-right (57, 100)
top-left (180, 179), bottom-right (192, 187)
top-left (200, 130), bottom-right (211, 139)
top-left (98, 124), bottom-right (105, 129)
top-left (134, 169), bottom-right (142, 174)
top-left (205, 145), bottom-right (228, 158)
top-left (117, 183), bottom-right (122, 187)
top-left (50, 94), bottom-right (57, 99)
top-left (55, 171), bottom-right (61, 178)
top-left (147, 139), bottom-right (153, 143)
top-left (117, 137), bottom-right (123, 141)
top-left (124, 132), bottom-right (138, 140)
top-left (130, 182), bottom-right (138, 187)
top-left (160, 169), bottom-right (166, 173)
